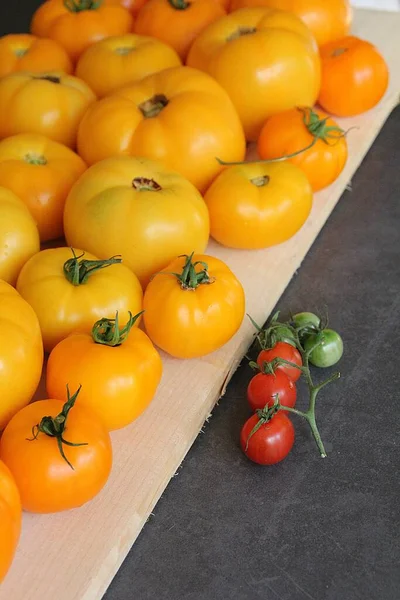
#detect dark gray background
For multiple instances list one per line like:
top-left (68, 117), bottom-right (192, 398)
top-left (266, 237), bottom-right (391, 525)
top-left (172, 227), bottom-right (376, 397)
top-left (1, 4), bottom-right (399, 599)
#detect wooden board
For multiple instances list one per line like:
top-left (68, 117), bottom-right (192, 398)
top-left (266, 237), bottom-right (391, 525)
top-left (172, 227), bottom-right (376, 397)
top-left (2, 9), bottom-right (400, 600)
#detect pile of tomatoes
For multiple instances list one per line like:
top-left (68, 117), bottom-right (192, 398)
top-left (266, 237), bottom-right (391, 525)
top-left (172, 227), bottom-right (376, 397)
top-left (0, 0), bottom-right (389, 583)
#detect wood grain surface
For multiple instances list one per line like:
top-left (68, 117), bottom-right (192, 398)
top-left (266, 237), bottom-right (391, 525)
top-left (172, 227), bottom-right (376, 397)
top-left (1, 9), bottom-right (400, 600)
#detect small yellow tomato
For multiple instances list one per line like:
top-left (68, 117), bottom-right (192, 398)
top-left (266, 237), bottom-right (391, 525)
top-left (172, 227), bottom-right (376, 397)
top-left (75, 34), bottom-right (182, 98)
top-left (16, 247), bottom-right (143, 353)
top-left (0, 187), bottom-right (40, 285)
top-left (204, 161), bottom-right (313, 249)
top-left (143, 253), bottom-right (245, 358)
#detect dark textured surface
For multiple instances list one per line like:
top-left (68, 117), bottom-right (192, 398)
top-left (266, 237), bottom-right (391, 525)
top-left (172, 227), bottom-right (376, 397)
top-left (1, 4), bottom-right (400, 600)
top-left (103, 110), bottom-right (400, 600)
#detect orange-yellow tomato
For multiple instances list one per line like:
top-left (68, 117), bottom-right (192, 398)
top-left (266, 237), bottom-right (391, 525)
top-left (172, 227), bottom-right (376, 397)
top-left (187, 7), bottom-right (320, 141)
top-left (76, 34), bottom-right (181, 98)
top-left (143, 253), bottom-right (245, 358)
top-left (0, 390), bottom-right (112, 513)
top-left (64, 156), bottom-right (210, 286)
top-left (0, 72), bottom-right (96, 148)
top-left (229, 0), bottom-right (352, 47)
top-left (31, 0), bottom-right (134, 63)
top-left (47, 313), bottom-right (162, 431)
top-left (257, 107), bottom-right (348, 192)
top-left (16, 247), bottom-right (143, 353)
top-left (0, 187), bottom-right (40, 285)
top-left (0, 134), bottom-right (86, 241)
top-left (204, 161), bottom-right (313, 249)
top-left (0, 460), bottom-right (21, 583)
top-left (134, 0), bottom-right (226, 61)
top-left (0, 280), bottom-right (43, 431)
top-left (0, 34), bottom-right (73, 77)
top-left (77, 66), bottom-right (246, 191)
top-left (318, 36), bottom-right (389, 117)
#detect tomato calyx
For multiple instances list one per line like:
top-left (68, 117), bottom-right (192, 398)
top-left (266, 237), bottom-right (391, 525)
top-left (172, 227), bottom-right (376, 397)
top-left (168, 0), bottom-right (191, 10)
top-left (92, 310), bottom-right (144, 346)
top-left (64, 0), bottom-right (103, 12)
top-left (132, 177), bottom-right (162, 191)
top-left (63, 249), bottom-right (122, 286)
top-left (139, 94), bottom-right (169, 119)
top-left (332, 47), bottom-right (348, 57)
top-left (153, 252), bottom-right (215, 290)
top-left (244, 399), bottom-right (280, 450)
top-left (115, 46), bottom-right (135, 55)
top-left (227, 27), bottom-right (257, 42)
top-left (14, 47), bottom-right (29, 58)
top-left (26, 385), bottom-right (88, 470)
top-left (24, 153), bottom-right (47, 166)
top-left (34, 74), bottom-right (61, 84)
top-left (248, 312), bottom-right (297, 349)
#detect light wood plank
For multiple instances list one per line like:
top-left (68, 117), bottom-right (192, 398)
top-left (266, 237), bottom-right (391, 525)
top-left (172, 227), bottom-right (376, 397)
top-left (1, 9), bottom-right (400, 600)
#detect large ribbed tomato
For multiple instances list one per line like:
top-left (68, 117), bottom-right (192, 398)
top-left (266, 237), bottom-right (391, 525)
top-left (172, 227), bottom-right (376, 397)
top-left (76, 66), bottom-right (246, 191)
top-left (0, 187), bottom-right (40, 285)
top-left (0, 460), bottom-right (21, 583)
top-left (187, 7), bottom-right (320, 141)
top-left (0, 134), bottom-right (86, 241)
top-left (64, 156), bottom-right (210, 286)
top-left (229, 0), bottom-right (352, 47)
top-left (30, 0), bottom-right (133, 63)
top-left (0, 281), bottom-right (43, 431)
top-left (76, 34), bottom-right (181, 98)
top-left (0, 34), bottom-right (72, 77)
top-left (0, 72), bottom-right (95, 148)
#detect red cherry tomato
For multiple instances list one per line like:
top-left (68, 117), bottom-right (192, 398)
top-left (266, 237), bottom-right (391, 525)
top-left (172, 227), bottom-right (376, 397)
top-left (247, 370), bottom-right (297, 412)
top-left (257, 342), bottom-right (302, 382)
top-left (240, 411), bottom-right (294, 465)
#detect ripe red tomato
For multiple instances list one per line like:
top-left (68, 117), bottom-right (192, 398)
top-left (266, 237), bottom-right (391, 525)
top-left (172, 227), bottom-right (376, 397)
top-left (257, 342), bottom-right (302, 382)
top-left (240, 411), bottom-right (294, 465)
top-left (247, 370), bottom-right (297, 412)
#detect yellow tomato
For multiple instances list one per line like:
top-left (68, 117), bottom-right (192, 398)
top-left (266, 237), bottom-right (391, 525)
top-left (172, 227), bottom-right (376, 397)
top-left (0, 280), bottom-right (43, 430)
top-left (76, 65), bottom-right (246, 192)
top-left (204, 161), bottom-right (313, 249)
top-left (0, 187), bottom-right (40, 285)
top-left (16, 247), bottom-right (143, 353)
top-left (64, 156), bottom-right (210, 286)
top-left (0, 134), bottom-right (86, 242)
top-left (187, 7), bottom-right (320, 140)
top-left (0, 34), bottom-right (73, 77)
top-left (0, 72), bottom-right (96, 148)
top-left (75, 34), bottom-right (182, 98)
top-left (47, 312), bottom-right (163, 431)
top-left (143, 253), bottom-right (245, 358)
top-left (0, 460), bottom-right (21, 583)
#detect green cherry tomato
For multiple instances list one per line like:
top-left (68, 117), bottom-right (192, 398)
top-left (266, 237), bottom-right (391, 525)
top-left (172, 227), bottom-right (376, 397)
top-left (262, 324), bottom-right (297, 348)
top-left (292, 312), bottom-right (321, 331)
top-left (304, 329), bottom-right (343, 368)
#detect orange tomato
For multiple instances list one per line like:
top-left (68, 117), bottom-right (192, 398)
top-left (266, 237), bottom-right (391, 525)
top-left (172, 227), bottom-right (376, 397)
top-left (0, 460), bottom-right (21, 583)
top-left (134, 0), bottom-right (226, 61)
top-left (0, 280), bottom-right (43, 431)
top-left (229, 0), bottom-right (352, 47)
top-left (257, 107), bottom-right (348, 192)
top-left (16, 247), bottom-right (143, 353)
top-left (204, 161), bottom-right (312, 249)
top-left (64, 156), bottom-right (210, 286)
top-left (143, 253), bottom-right (245, 358)
top-left (0, 134), bottom-right (86, 241)
top-left (318, 36), bottom-right (389, 117)
top-left (0, 387), bottom-right (112, 513)
top-left (76, 34), bottom-right (181, 98)
top-left (0, 34), bottom-right (72, 78)
top-left (77, 65), bottom-right (246, 191)
top-left (104, 0), bottom-right (148, 15)
top-left (187, 7), bottom-right (320, 141)
top-left (0, 72), bottom-right (95, 148)
top-left (0, 187), bottom-right (40, 286)
top-left (30, 0), bottom-right (133, 64)
top-left (47, 312), bottom-right (162, 431)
